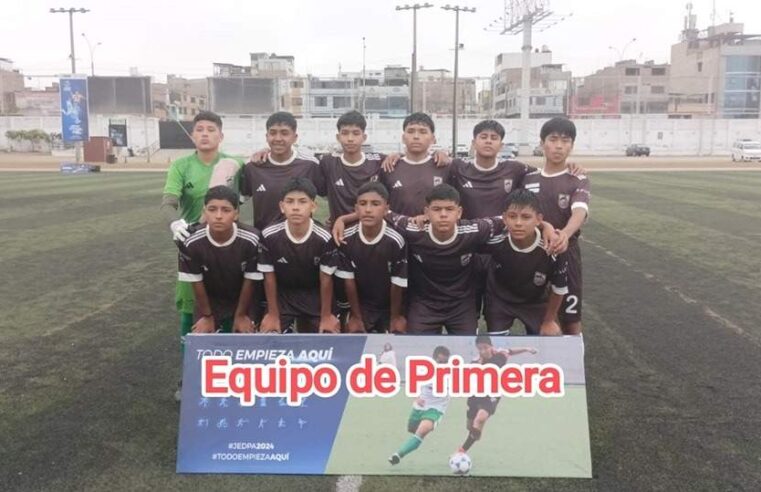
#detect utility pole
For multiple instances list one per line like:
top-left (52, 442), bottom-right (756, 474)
top-left (395, 3), bottom-right (434, 112)
top-left (50, 7), bottom-right (90, 164)
top-left (362, 36), bottom-right (367, 114)
top-left (442, 5), bottom-right (476, 156)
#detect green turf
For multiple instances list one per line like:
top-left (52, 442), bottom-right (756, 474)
top-left (2, 170), bottom-right (761, 490)
top-left (326, 388), bottom-right (591, 477)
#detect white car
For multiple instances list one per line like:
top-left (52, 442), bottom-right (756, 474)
top-left (731, 140), bottom-right (761, 162)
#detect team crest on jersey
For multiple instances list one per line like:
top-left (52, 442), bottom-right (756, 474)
top-left (460, 253), bottom-right (472, 266)
top-left (433, 176), bottom-right (443, 186)
top-left (240, 261), bottom-right (247, 272)
top-left (558, 193), bottom-right (570, 209)
top-left (412, 253), bottom-right (423, 263)
top-left (313, 257), bottom-right (320, 266)
top-left (533, 271), bottom-right (547, 286)
top-left (370, 175), bottom-right (379, 183)
top-left (504, 179), bottom-right (513, 193)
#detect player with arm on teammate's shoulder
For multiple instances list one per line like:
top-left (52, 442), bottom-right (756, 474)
top-left (257, 177), bottom-right (340, 334)
top-left (482, 189), bottom-right (569, 336)
top-left (335, 182), bottom-right (408, 334)
top-left (521, 117), bottom-right (589, 335)
top-left (176, 186), bottom-right (261, 335)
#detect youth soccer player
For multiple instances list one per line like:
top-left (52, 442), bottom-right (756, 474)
top-left (161, 111), bottom-right (243, 352)
top-left (380, 112), bottom-right (452, 217)
top-left (240, 111), bottom-right (325, 230)
top-left (336, 184), bottom-right (506, 334)
top-left (521, 117), bottom-right (590, 335)
top-left (257, 177), bottom-right (340, 333)
top-left (457, 335), bottom-right (537, 454)
top-left (335, 182), bottom-right (408, 333)
top-left (388, 345), bottom-right (451, 465)
top-left (483, 189), bottom-right (568, 335)
top-left (177, 186), bottom-right (261, 334)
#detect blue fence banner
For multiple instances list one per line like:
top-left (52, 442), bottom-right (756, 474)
top-left (177, 334), bottom-right (591, 477)
top-left (59, 77), bottom-right (89, 142)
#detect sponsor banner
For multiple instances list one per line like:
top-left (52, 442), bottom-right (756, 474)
top-left (177, 334), bottom-right (591, 477)
top-left (59, 77), bottom-right (89, 142)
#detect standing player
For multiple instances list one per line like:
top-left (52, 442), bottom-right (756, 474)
top-left (257, 178), bottom-right (340, 333)
top-left (483, 189), bottom-right (568, 335)
top-left (335, 182), bottom-right (408, 333)
top-left (388, 345), bottom-right (451, 465)
top-left (456, 335), bottom-right (537, 454)
top-left (161, 111), bottom-right (243, 358)
top-left (522, 117), bottom-right (589, 335)
top-left (380, 112), bottom-right (452, 217)
top-left (240, 111), bottom-right (325, 230)
top-left (177, 186), bottom-right (261, 334)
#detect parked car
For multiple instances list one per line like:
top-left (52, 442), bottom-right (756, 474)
top-left (731, 140), bottom-right (761, 162)
top-left (532, 145), bottom-right (544, 157)
top-left (504, 142), bottom-right (519, 157)
top-left (625, 144), bottom-right (650, 156)
top-left (455, 143), bottom-right (470, 158)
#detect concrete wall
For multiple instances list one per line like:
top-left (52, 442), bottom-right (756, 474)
top-left (2, 115), bottom-right (761, 156)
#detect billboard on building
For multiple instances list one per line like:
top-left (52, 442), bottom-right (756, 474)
top-left (88, 76), bottom-right (152, 115)
top-left (208, 77), bottom-right (277, 115)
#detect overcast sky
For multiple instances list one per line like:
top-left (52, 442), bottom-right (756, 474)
top-left (2, 0), bottom-right (760, 87)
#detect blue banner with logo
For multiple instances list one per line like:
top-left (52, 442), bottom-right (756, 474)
top-left (59, 77), bottom-right (89, 142)
top-left (177, 334), bottom-right (591, 477)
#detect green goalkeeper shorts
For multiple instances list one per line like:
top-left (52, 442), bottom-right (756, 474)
top-left (175, 280), bottom-right (195, 314)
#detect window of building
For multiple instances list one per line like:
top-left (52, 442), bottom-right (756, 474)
top-left (535, 96), bottom-right (546, 105)
top-left (191, 97), bottom-right (196, 103)
top-left (314, 96), bottom-right (328, 107)
top-left (292, 97), bottom-right (303, 106)
top-left (624, 85), bottom-right (638, 94)
top-left (697, 62), bottom-right (703, 72)
top-left (651, 67), bottom-right (666, 76)
top-left (333, 96), bottom-right (352, 108)
top-left (290, 80), bottom-right (304, 88)
top-left (651, 85), bottom-right (665, 94)
top-left (625, 68), bottom-right (639, 76)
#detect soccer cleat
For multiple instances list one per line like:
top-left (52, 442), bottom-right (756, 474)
top-left (388, 453), bottom-right (401, 465)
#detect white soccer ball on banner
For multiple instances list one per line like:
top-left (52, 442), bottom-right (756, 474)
top-left (448, 452), bottom-right (472, 475)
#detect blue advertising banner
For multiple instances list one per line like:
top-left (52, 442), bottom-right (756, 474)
top-left (177, 334), bottom-right (591, 477)
top-left (59, 77), bottom-right (89, 142)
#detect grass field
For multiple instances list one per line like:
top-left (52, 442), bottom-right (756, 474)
top-left (1, 170), bottom-right (761, 491)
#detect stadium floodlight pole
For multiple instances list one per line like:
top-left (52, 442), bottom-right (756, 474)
top-left (395, 3), bottom-right (434, 112)
top-left (608, 37), bottom-right (637, 62)
top-left (442, 5), bottom-right (476, 156)
top-left (50, 8), bottom-right (90, 74)
top-left (81, 33), bottom-right (102, 76)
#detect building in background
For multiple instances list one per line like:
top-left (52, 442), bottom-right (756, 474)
top-left (165, 75), bottom-right (207, 120)
top-left (491, 48), bottom-right (571, 118)
top-left (669, 15), bottom-right (761, 118)
top-left (570, 60), bottom-right (670, 117)
top-left (415, 68), bottom-right (477, 116)
top-left (0, 58), bottom-right (25, 114)
top-left (13, 85), bottom-right (59, 116)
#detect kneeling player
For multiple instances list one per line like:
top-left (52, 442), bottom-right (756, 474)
top-left (389, 345), bottom-right (451, 465)
top-left (457, 335), bottom-right (537, 454)
top-left (258, 177), bottom-right (340, 333)
top-left (336, 182), bottom-right (408, 333)
top-left (177, 185), bottom-right (261, 334)
top-left (483, 189), bottom-right (568, 335)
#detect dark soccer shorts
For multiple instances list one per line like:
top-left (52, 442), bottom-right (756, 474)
top-left (559, 240), bottom-right (582, 325)
top-left (359, 306), bottom-right (391, 333)
top-left (407, 299), bottom-right (477, 335)
top-left (466, 395), bottom-right (501, 420)
top-left (484, 301), bottom-right (547, 335)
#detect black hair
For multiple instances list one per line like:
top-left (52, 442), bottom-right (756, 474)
top-left (425, 183), bottom-right (460, 205)
top-left (204, 185), bottom-right (239, 209)
top-left (280, 176), bottom-right (317, 201)
top-left (193, 111), bottom-right (223, 130)
top-left (504, 189), bottom-right (542, 215)
top-left (473, 119), bottom-right (505, 140)
top-left (337, 110), bottom-right (367, 131)
top-left (475, 334), bottom-right (493, 347)
top-left (540, 117), bottom-right (576, 142)
top-left (432, 345), bottom-right (451, 359)
top-left (266, 111), bottom-right (298, 131)
top-left (403, 112), bottom-right (435, 133)
top-left (355, 182), bottom-right (389, 203)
